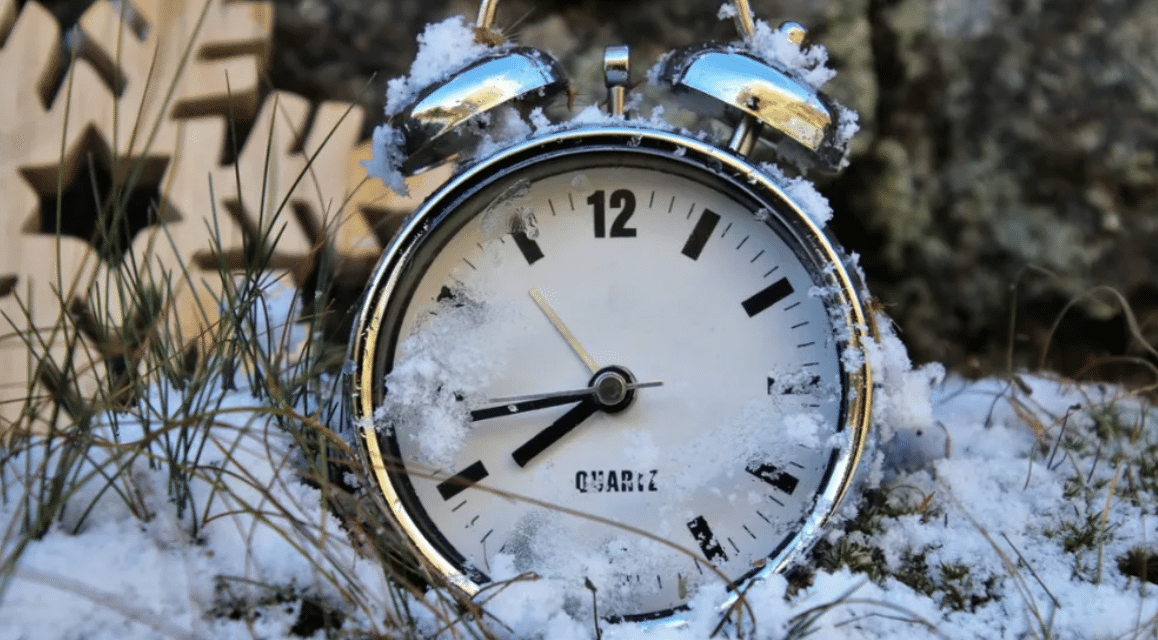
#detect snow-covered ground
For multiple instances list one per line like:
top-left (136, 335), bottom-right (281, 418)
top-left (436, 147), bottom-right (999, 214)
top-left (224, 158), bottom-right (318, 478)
top-left (1, 285), bottom-right (1154, 640)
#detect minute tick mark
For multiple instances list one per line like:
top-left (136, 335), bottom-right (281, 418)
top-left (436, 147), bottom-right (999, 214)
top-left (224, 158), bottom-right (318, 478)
top-left (649, 191), bottom-right (655, 208)
top-left (548, 200), bottom-right (557, 216)
top-left (667, 196), bottom-right (676, 213)
top-left (735, 235), bottom-right (749, 250)
top-left (462, 258), bottom-right (477, 271)
top-left (750, 249), bottom-right (765, 263)
top-left (686, 203), bottom-right (696, 220)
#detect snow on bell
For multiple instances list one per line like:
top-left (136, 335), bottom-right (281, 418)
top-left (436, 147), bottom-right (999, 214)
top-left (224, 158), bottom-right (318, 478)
top-left (657, 22), bottom-right (845, 170)
top-left (390, 48), bottom-right (568, 175)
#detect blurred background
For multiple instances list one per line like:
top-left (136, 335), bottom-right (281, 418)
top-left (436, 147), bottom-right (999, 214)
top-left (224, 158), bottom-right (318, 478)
top-left (33, 0), bottom-right (1158, 382)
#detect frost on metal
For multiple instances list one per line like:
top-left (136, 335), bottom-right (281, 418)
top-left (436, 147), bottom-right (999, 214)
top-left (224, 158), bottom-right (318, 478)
top-left (384, 15), bottom-right (491, 115)
top-left (367, 7), bottom-right (862, 196)
top-left (716, 3), bottom-right (860, 168)
top-left (365, 15), bottom-right (495, 195)
top-left (716, 2), bottom-right (835, 89)
top-left (761, 162), bottom-right (834, 227)
top-left (362, 124), bottom-right (409, 196)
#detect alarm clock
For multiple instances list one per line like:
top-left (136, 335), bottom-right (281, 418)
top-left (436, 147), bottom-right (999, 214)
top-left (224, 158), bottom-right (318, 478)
top-left (348, 0), bottom-right (874, 623)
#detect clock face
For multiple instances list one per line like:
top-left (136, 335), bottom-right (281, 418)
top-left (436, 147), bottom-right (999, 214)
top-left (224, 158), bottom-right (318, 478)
top-left (351, 131), bottom-right (870, 622)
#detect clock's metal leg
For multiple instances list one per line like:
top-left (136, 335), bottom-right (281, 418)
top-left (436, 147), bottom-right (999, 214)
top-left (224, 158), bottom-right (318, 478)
top-left (730, 0), bottom-right (756, 40)
top-left (728, 115), bottom-right (762, 156)
top-left (475, 0), bottom-right (499, 30)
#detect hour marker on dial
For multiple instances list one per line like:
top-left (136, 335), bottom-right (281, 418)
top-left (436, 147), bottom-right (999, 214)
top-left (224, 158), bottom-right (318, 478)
top-left (746, 462), bottom-right (800, 495)
top-left (681, 209), bottom-right (721, 260)
top-left (437, 461), bottom-right (490, 500)
top-left (742, 277), bottom-right (794, 317)
top-left (687, 515), bottom-right (728, 562)
top-left (512, 231), bottom-right (544, 265)
top-left (767, 375), bottom-right (821, 395)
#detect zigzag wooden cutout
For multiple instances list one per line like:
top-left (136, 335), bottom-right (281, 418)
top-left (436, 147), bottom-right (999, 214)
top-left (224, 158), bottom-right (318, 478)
top-left (0, 0), bottom-right (437, 437)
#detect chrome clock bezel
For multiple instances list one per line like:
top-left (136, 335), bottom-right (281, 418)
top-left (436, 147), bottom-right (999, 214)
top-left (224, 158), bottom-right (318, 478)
top-left (347, 125), bottom-right (874, 623)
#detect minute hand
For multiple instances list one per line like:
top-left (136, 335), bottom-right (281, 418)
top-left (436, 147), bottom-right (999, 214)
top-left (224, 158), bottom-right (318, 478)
top-left (469, 381), bottom-right (663, 422)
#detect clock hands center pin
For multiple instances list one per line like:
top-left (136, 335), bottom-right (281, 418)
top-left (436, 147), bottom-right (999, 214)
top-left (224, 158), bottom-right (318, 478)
top-left (510, 366), bottom-right (646, 467)
top-left (513, 290), bottom-right (656, 467)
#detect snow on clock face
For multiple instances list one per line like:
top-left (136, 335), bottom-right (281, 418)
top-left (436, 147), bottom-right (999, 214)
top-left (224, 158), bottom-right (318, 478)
top-left (349, 129), bottom-right (871, 622)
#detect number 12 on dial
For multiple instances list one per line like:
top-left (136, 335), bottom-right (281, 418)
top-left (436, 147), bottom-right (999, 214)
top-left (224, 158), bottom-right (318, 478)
top-left (589, 189), bottom-right (637, 238)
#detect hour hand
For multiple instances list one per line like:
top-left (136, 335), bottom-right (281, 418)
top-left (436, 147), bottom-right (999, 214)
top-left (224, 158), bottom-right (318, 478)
top-left (505, 367), bottom-right (656, 467)
top-left (511, 399), bottom-right (599, 467)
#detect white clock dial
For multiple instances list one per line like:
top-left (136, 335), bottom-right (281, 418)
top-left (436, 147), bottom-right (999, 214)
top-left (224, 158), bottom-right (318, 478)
top-left (352, 131), bottom-right (870, 622)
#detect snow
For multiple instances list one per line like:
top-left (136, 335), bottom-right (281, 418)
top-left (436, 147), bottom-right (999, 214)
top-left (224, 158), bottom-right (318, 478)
top-left (6, 9), bottom-right (1157, 640)
top-left (744, 21), bottom-right (836, 90)
top-left (378, 287), bottom-right (510, 468)
top-left (760, 162), bottom-right (834, 227)
top-left (2, 282), bottom-right (1155, 639)
top-left (362, 124), bottom-right (409, 196)
top-left (0, 285), bottom-right (401, 639)
top-left (384, 15), bottom-right (491, 116)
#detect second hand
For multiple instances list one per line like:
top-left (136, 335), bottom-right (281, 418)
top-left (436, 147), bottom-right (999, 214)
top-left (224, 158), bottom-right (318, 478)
top-left (529, 288), bottom-right (599, 374)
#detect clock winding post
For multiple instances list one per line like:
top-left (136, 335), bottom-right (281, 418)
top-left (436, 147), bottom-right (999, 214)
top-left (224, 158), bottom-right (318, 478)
top-left (604, 45), bottom-right (630, 117)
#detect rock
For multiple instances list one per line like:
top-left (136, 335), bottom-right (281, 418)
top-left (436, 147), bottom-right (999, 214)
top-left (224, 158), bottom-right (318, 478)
top-left (830, 0), bottom-right (1158, 379)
